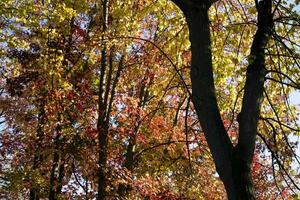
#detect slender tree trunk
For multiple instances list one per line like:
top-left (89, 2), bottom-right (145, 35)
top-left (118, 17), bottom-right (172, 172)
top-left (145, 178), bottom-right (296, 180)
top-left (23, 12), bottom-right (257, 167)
top-left (97, 126), bottom-right (109, 200)
top-left (30, 151), bottom-right (41, 200)
top-left (117, 123), bottom-right (140, 197)
top-left (48, 149), bottom-right (65, 200)
top-left (49, 151), bottom-right (59, 200)
top-left (56, 160), bottom-right (65, 196)
top-left (117, 79), bottom-right (149, 197)
top-left (97, 0), bottom-right (110, 199)
top-left (49, 124), bottom-right (64, 200)
top-left (30, 101), bottom-right (45, 200)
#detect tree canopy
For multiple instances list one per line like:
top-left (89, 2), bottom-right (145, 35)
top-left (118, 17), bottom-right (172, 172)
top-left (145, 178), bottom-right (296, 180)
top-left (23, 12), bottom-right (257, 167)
top-left (0, 0), bottom-right (299, 199)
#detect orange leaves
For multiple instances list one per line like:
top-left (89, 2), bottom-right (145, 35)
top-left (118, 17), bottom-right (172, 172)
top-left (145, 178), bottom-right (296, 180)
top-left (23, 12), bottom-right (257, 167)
top-left (149, 116), bottom-right (170, 139)
top-left (2, 0), bottom-right (299, 199)
top-left (133, 176), bottom-right (181, 200)
top-left (251, 153), bottom-right (262, 180)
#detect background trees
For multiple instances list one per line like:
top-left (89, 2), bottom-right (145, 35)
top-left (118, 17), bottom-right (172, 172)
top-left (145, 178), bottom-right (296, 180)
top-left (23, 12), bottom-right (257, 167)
top-left (0, 0), bottom-right (299, 199)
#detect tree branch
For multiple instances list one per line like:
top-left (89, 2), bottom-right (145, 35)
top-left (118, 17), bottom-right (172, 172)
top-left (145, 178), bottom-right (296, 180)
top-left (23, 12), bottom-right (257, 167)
top-left (237, 0), bottom-right (273, 164)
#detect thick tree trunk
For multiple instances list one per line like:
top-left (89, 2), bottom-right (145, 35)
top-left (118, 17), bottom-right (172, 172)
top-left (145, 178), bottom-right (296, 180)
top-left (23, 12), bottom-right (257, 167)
top-left (231, 148), bottom-right (255, 199)
top-left (184, 4), bottom-right (237, 198)
top-left (232, 0), bottom-right (273, 198)
top-left (170, 0), bottom-right (273, 199)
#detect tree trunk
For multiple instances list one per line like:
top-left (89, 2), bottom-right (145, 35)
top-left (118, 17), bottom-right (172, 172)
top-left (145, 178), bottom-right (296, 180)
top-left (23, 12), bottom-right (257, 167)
top-left (49, 123), bottom-right (64, 200)
top-left (30, 101), bottom-right (45, 200)
top-left (49, 151), bottom-right (59, 200)
top-left (117, 80), bottom-right (149, 197)
top-left (231, 148), bottom-right (255, 199)
top-left (117, 124), bottom-right (140, 197)
top-left (56, 161), bottom-right (65, 196)
top-left (48, 150), bottom-right (65, 200)
top-left (170, 0), bottom-right (273, 199)
top-left (97, 0), bottom-right (110, 199)
top-left (97, 125), bottom-right (109, 200)
top-left (184, 4), bottom-right (237, 198)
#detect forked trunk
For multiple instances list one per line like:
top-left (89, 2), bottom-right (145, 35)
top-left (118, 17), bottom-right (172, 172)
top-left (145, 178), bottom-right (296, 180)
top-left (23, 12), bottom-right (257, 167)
top-left (170, 0), bottom-right (273, 199)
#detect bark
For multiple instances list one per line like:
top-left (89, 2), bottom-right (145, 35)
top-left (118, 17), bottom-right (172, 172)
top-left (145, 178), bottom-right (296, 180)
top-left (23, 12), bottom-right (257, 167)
top-left (183, 3), bottom-right (236, 198)
top-left (97, 125), bottom-right (109, 200)
top-left (170, 0), bottom-right (273, 199)
top-left (56, 161), bottom-right (65, 196)
top-left (117, 123), bottom-right (140, 197)
top-left (116, 144), bottom-right (134, 197)
top-left (49, 151), bottom-right (59, 200)
top-left (49, 125), bottom-right (64, 200)
top-left (97, 0), bottom-right (110, 199)
top-left (30, 102), bottom-right (45, 200)
top-left (234, 0), bottom-right (273, 198)
top-left (117, 75), bottom-right (150, 197)
top-left (48, 150), bottom-right (65, 200)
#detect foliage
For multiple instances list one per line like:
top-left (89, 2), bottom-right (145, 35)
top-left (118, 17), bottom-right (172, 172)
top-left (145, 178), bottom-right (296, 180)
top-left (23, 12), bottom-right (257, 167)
top-left (0, 0), bottom-right (299, 199)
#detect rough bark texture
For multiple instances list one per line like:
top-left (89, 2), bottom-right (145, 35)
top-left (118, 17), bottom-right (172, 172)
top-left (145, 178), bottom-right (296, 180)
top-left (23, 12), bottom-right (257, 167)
top-left (170, 0), bottom-right (273, 199)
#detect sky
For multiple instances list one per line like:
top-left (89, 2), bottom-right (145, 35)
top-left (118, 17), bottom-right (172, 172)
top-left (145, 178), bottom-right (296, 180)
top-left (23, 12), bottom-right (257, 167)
top-left (290, 91), bottom-right (300, 106)
top-left (289, 91), bottom-right (300, 170)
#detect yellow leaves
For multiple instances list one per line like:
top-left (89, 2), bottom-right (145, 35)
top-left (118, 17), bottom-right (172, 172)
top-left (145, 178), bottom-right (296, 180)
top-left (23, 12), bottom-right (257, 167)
top-left (86, 50), bottom-right (99, 64)
top-left (31, 170), bottom-right (47, 188)
top-left (61, 81), bottom-right (72, 90)
top-left (15, 17), bottom-right (28, 24)
top-left (248, 7), bottom-right (257, 15)
top-left (1, 0), bottom-right (298, 199)
top-left (50, 3), bottom-right (77, 23)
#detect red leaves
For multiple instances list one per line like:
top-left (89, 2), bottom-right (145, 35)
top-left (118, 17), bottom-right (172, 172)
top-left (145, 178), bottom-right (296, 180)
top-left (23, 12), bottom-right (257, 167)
top-left (75, 102), bottom-right (84, 112)
top-left (86, 126), bottom-right (97, 140)
top-left (66, 90), bottom-right (75, 100)
top-left (149, 116), bottom-right (169, 139)
top-left (108, 15), bottom-right (113, 25)
top-left (71, 25), bottom-right (86, 42)
top-left (251, 153), bottom-right (261, 179)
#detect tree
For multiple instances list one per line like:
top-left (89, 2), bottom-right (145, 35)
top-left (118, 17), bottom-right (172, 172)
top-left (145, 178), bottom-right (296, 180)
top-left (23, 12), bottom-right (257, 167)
top-left (170, 0), bottom-right (299, 199)
top-left (0, 0), bottom-right (299, 199)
